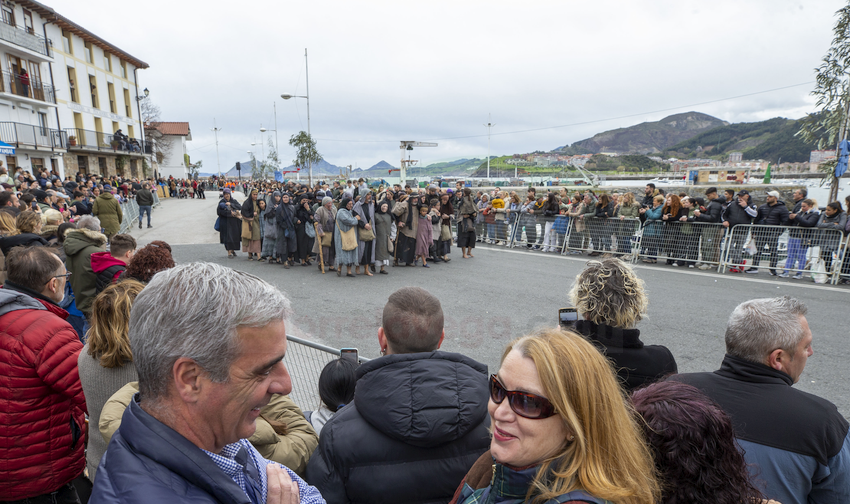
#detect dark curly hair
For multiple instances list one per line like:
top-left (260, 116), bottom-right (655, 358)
top-left (124, 240), bottom-right (175, 283)
top-left (631, 381), bottom-right (763, 504)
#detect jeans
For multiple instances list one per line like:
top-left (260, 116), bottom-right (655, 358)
top-left (486, 223), bottom-right (496, 241)
top-left (138, 205), bottom-right (152, 226)
top-left (784, 237), bottom-right (807, 273)
top-left (0, 482), bottom-right (81, 504)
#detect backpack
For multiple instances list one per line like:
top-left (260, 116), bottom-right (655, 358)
top-left (95, 264), bottom-right (126, 294)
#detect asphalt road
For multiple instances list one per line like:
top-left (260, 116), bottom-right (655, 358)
top-left (141, 193), bottom-right (850, 418)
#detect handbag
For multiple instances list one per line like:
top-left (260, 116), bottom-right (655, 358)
top-left (387, 236), bottom-right (394, 253)
top-left (214, 217), bottom-right (221, 232)
top-left (305, 221), bottom-right (316, 238)
top-left (319, 223), bottom-right (333, 247)
top-left (338, 221), bottom-right (358, 251)
top-left (440, 224), bottom-right (452, 241)
top-left (241, 219), bottom-right (253, 240)
top-left (358, 226), bottom-right (375, 242)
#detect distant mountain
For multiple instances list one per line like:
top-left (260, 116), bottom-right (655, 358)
top-left (664, 117), bottom-right (820, 163)
top-left (558, 112), bottom-right (728, 155)
top-left (366, 160), bottom-right (396, 171)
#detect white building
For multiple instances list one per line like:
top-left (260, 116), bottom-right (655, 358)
top-left (0, 1), bottom-right (64, 177)
top-left (45, 4), bottom-right (149, 179)
top-left (145, 121), bottom-right (191, 179)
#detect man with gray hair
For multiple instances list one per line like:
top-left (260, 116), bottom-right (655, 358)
top-left (672, 296), bottom-right (849, 504)
top-left (90, 262), bottom-right (325, 504)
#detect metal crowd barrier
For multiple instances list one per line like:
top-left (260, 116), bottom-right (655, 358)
top-left (722, 224), bottom-right (846, 283)
top-left (284, 334), bottom-right (370, 412)
top-left (118, 199), bottom-right (139, 234)
top-left (560, 216), bottom-right (642, 259)
top-left (637, 220), bottom-right (726, 269)
top-left (837, 235), bottom-right (850, 284)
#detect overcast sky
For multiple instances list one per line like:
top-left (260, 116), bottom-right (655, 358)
top-left (50, 0), bottom-right (846, 172)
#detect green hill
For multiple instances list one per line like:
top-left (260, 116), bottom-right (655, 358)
top-left (663, 117), bottom-right (820, 163)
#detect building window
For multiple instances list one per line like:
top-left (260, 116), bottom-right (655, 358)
top-left (98, 156), bottom-right (107, 175)
top-left (22, 9), bottom-right (33, 34)
top-left (107, 82), bottom-right (116, 113)
top-left (38, 112), bottom-right (47, 136)
top-left (31, 157), bottom-right (44, 173)
top-left (103, 52), bottom-right (112, 73)
top-left (6, 156), bottom-right (16, 173)
top-left (77, 155), bottom-right (88, 174)
top-left (127, 125), bottom-right (134, 139)
top-left (84, 42), bottom-right (93, 64)
top-left (130, 159), bottom-right (138, 177)
top-left (120, 61), bottom-right (127, 79)
top-left (124, 88), bottom-right (132, 117)
top-left (67, 67), bottom-right (78, 103)
top-left (1, 4), bottom-right (14, 26)
top-left (89, 75), bottom-right (98, 108)
top-left (61, 29), bottom-right (72, 54)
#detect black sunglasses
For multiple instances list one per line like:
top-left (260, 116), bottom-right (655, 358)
top-left (489, 374), bottom-right (556, 419)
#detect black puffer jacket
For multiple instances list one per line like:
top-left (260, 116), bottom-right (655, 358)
top-left (575, 320), bottom-right (677, 391)
top-left (305, 351), bottom-right (491, 504)
top-left (756, 200), bottom-right (790, 226)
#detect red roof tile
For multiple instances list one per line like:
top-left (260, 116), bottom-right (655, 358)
top-left (145, 122), bottom-right (190, 136)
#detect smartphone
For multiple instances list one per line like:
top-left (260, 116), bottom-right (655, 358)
top-left (31, 201), bottom-right (38, 210)
top-left (558, 307), bottom-right (578, 329)
top-left (340, 348), bottom-right (358, 363)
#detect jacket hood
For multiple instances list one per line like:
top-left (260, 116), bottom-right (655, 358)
top-left (0, 285), bottom-right (47, 317)
top-left (354, 351), bottom-right (489, 448)
top-left (63, 228), bottom-right (107, 256)
top-left (98, 192), bottom-right (115, 201)
top-left (90, 251), bottom-right (126, 274)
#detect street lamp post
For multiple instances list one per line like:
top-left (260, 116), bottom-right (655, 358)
top-left (282, 48), bottom-right (312, 185)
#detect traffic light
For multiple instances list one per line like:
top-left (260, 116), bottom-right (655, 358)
top-left (236, 162), bottom-right (242, 171)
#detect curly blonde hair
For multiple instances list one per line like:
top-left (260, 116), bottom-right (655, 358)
top-left (568, 257), bottom-right (648, 328)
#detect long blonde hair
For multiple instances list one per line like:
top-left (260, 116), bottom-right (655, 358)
top-left (504, 329), bottom-right (660, 504)
top-left (0, 211), bottom-right (17, 236)
top-left (86, 280), bottom-right (145, 368)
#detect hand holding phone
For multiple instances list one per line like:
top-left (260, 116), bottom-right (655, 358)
top-left (558, 307), bottom-right (578, 329)
top-left (340, 348), bottom-right (358, 364)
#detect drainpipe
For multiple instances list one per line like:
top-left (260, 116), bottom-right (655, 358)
top-left (42, 19), bottom-right (61, 155)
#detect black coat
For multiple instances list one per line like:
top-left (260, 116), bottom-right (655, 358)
top-left (305, 351), bottom-right (491, 504)
top-left (575, 320), bottom-right (677, 391)
top-left (217, 197), bottom-right (242, 250)
top-left (0, 233), bottom-right (48, 256)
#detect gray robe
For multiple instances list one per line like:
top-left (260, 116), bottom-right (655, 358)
top-left (374, 211), bottom-right (393, 262)
top-left (353, 199), bottom-right (376, 264)
top-left (334, 208), bottom-right (359, 266)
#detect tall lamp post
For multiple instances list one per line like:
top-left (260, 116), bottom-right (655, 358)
top-left (281, 48), bottom-right (312, 185)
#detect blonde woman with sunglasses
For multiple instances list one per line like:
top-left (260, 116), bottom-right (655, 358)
top-left (451, 329), bottom-right (659, 504)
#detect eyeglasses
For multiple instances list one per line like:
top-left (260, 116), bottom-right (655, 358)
top-left (489, 374), bottom-right (556, 419)
top-left (53, 271), bottom-right (72, 280)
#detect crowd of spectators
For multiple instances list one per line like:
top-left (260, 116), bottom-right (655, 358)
top-left (0, 240), bottom-right (845, 504)
top-left (208, 178), bottom-right (850, 284)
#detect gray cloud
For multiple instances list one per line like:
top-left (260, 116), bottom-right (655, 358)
top-left (49, 0), bottom-right (842, 173)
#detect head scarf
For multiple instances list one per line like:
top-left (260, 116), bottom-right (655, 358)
top-left (340, 197), bottom-right (352, 211)
top-left (322, 196), bottom-right (333, 206)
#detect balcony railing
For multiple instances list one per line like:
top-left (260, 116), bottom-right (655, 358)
top-left (0, 121), bottom-right (67, 150)
top-left (0, 17), bottom-right (52, 57)
top-left (65, 127), bottom-right (145, 154)
top-left (0, 70), bottom-right (55, 104)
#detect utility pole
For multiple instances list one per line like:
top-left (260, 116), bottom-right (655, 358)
top-left (485, 114), bottom-right (495, 180)
top-left (211, 118), bottom-right (222, 178)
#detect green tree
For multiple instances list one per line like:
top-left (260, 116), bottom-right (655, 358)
top-left (797, 3), bottom-right (850, 202)
top-left (188, 160), bottom-right (201, 179)
top-left (288, 131), bottom-right (322, 184)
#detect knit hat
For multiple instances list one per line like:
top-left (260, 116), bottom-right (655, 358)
top-left (322, 196), bottom-right (332, 205)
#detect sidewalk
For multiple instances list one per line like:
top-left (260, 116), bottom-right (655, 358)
top-left (124, 191), bottom-right (246, 247)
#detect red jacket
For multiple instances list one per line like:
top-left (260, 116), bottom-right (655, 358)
top-left (0, 285), bottom-right (87, 500)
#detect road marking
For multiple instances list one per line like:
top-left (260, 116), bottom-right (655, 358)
top-left (476, 245), bottom-right (849, 293)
